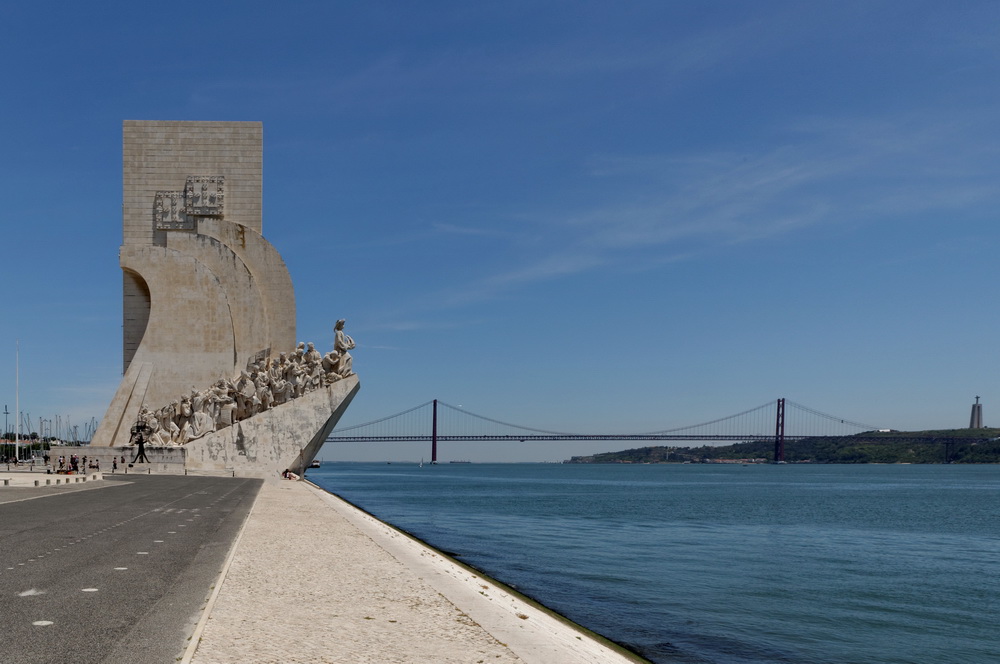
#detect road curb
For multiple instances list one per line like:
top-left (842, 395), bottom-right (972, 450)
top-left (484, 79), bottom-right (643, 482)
top-left (179, 481), bottom-right (262, 663)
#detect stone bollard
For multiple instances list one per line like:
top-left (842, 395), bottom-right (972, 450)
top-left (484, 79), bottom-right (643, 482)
top-left (2, 479), bottom-right (8, 486)
top-left (34, 480), bottom-right (39, 487)
top-left (46, 479), bottom-right (51, 486)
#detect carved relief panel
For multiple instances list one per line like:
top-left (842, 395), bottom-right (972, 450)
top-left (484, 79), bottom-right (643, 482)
top-left (154, 191), bottom-right (193, 230)
top-left (185, 176), bottom-right (225, 217)
top-left (154, 175), bottom-right (225, 231)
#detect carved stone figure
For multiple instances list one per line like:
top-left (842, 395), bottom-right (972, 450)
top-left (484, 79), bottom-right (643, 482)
top-left (254, 372), bottom-right (273, 413)
top-left (269, 357), bottom-right (291, 405)
top-left (322, 350), bottom-right (341, 381)
top-left (305, 342), bottom-right (322, 364)
top-left (190, 389), bottom-right (216, 438)
top-left (334, 319), bottom-right (355, 377)
top-left (213, 379), bottom-right (236, 428)
top-left (234, 370), bottom-right (256, 419)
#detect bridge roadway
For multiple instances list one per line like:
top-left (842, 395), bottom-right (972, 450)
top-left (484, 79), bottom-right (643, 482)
top-left (0, 474), bottom-right (261, 664)
top-left (329, 434), bottom-right (993, 444)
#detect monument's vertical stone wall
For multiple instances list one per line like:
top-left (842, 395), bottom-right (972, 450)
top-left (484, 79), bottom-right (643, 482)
top-left (122, 120), bottom-right (263, 244)
top-left (93, 121), bottom-right (300, 449)
top-left (121, 121), bottom-right (265, 373)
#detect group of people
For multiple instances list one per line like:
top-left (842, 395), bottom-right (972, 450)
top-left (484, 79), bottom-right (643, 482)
top-left (53, 454), bottom-right (100, 473)
top-left (131, 321), bottom-right (356, 448)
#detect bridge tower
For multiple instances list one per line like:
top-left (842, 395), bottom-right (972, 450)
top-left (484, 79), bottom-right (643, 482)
top-left (774, 398), bottom-right (785, 462)
top-left (431, 399), bottom-right (438, 464)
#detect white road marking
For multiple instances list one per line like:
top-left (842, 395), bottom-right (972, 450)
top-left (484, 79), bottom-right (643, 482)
top-left (32, 621), bottom-right (53, 626)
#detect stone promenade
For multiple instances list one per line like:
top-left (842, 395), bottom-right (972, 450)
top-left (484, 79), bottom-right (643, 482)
top-left (185, 480), bottom-right (645, 664)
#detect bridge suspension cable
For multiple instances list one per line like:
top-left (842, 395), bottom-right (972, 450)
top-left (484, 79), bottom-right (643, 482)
top-left (641, 400), bottom-right (777, 436)
top-left (326, 397), bottom-right (885, 446)
top-left (436, 400), bottom-right (574, 436)
top-left (785, 400), bottom-right (880, 434)
top-left (332, 401), bottom-right (434, 437)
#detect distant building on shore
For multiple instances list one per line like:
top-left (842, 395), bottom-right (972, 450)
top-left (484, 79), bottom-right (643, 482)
top-left (969, 396), bottom-right (983, 429)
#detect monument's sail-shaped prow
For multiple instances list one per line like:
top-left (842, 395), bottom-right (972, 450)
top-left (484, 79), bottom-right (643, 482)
top-left (92, 121), bottom-right (358, 476)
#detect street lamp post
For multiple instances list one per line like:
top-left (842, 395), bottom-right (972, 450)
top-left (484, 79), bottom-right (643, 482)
top-left (2, 405), bottom-right (8, 461)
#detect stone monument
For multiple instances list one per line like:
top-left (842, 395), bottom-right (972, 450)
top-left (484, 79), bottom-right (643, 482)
top-left (91, 121), bottom-right (359, 476)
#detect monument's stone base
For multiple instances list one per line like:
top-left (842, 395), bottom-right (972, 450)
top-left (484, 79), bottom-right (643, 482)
top-left (84, 376), bottom-right (358, 478)
top-left (185, 375), bottom-right (359, 478)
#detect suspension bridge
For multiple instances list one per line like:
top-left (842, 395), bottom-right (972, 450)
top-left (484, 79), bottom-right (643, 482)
top-left (326, 398), bottom-right (906, 462)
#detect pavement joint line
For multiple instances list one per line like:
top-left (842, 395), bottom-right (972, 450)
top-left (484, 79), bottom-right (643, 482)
top-left (179, 479), bottom-right (261, 664)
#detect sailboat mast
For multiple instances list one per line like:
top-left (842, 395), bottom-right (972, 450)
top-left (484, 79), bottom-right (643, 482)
top-left (14, 339), bottom-right (19, 460)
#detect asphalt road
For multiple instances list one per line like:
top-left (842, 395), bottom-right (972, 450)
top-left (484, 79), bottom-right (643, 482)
top-left (0, 474), bottom-right (262, 663)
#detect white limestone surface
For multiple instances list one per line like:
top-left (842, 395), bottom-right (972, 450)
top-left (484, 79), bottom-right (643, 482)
top-left (188, 481), bottom-right (643, 664)
top-left (184, 376), bottom-right (359, 477)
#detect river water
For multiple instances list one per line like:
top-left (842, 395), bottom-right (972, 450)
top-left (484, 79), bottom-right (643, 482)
top-left (307, 463), bottom-right (999, 664)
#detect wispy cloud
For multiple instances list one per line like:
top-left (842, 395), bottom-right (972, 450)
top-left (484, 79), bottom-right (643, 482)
top-left (420, 104), bottom-right (1000, 311)
top-left (361, 318), bottom-right (486, 333)
top-left (432, 222), bottom-right (513, 239)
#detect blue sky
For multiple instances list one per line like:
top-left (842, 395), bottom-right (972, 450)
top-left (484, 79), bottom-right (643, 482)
top-left (1, 1), bottom-right (999, 461)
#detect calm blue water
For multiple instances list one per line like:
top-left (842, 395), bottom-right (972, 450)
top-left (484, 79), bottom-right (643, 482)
top-left (308, 463), bottom-right (1000, 664)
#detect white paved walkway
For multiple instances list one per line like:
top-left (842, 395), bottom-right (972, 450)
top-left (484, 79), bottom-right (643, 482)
top-left (186, 480), bottom-right (642, 664)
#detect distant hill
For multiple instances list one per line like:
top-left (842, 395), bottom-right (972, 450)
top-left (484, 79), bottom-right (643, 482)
top-left (564, 428), bottom-right (1000, 464)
